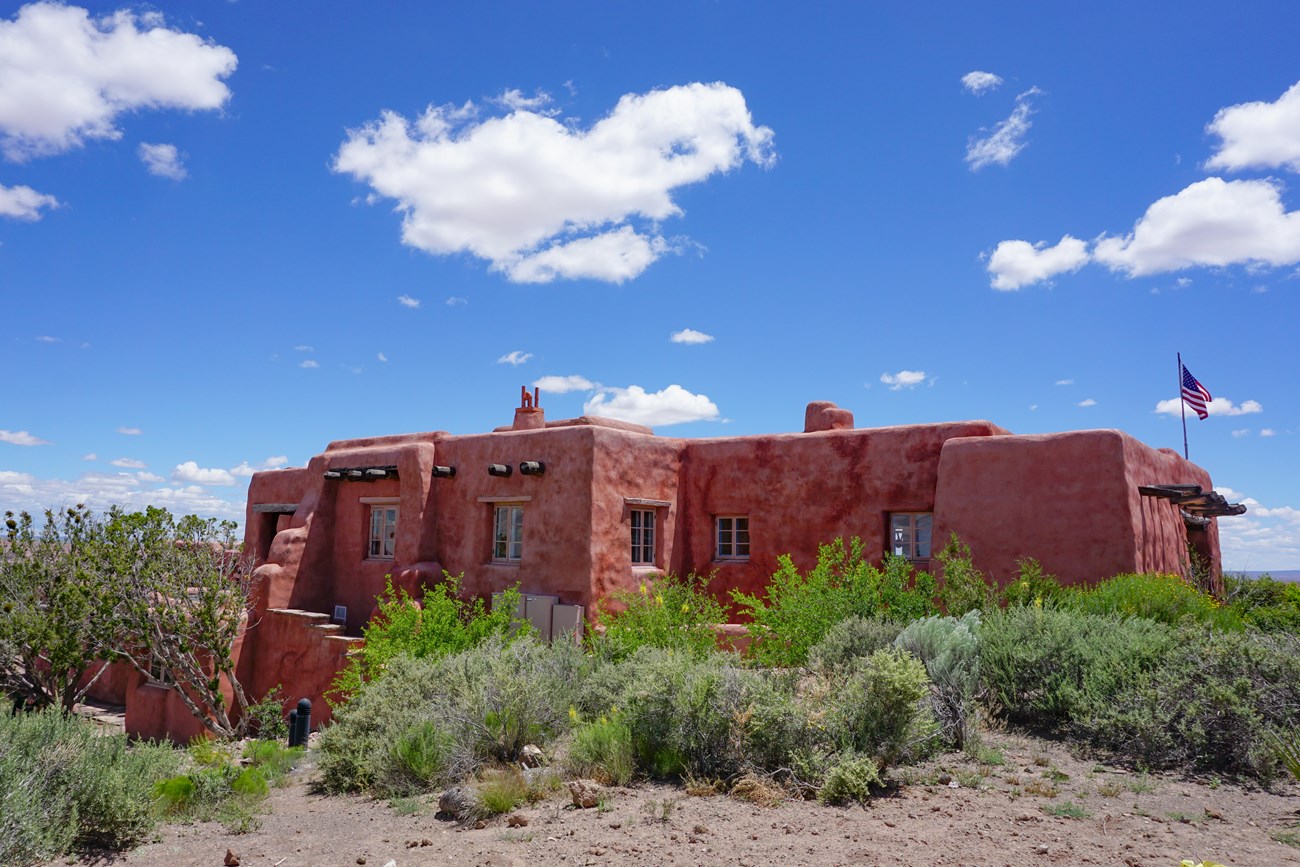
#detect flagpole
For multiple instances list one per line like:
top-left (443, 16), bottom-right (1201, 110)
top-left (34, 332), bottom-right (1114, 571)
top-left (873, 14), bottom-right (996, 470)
top-left (1177, 352), bottom-right (1189, 460)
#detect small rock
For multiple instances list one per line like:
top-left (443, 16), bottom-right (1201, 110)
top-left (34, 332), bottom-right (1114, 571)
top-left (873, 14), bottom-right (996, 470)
top-left (608, 822), bottom-right (622, 830)
top-left (508, 814), bottom-right (529, 827)
top-left (568, 779), bottom-right (605, 809)
top-left (948, 780), bottom-right (960, 789)
top-left (438, 786), bottom-right (475, 821)
top-left (1035, 843), bottom-right (1049, 854)
top-left (381, 862), bottom-right (396, 867)
top-left (224, 850), bottom-right (240, 867)
top-left (473, 820), bottom-right (486, 830)
top-left (357, 858), bottom-right (367, 865)
top-left (693, 824), bottom-right (708, 835)
top-left (587, 846), bottom-right (606, 856)
top-left (520, 744), bottom-right (545, 768)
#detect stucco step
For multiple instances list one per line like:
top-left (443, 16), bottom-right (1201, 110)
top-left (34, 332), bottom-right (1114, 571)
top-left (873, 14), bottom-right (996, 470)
top-left (265, 607), bottom-right (331, 622)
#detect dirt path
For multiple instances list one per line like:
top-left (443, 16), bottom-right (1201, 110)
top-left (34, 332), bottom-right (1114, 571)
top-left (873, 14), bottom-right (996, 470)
top-left (77, 731), bottom-right (1300, 867)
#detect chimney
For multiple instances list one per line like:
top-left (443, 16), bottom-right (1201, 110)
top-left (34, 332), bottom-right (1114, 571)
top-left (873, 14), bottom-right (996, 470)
top-left (512, 385), bottom-right (545, 431)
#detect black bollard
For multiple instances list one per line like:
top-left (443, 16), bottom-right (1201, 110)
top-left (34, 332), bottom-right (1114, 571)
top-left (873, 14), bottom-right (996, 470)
top-left (294, 697), bottom-right (312, 748)
top-left (287, 709), bottom-right (299, 747)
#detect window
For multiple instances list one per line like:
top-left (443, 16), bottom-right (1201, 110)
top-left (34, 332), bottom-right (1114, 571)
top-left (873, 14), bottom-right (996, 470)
top-left (493, 504), bottom-right (524, 562)
top-left (889, 512), bottom-right (932, 562)
top-left (147, 654), bottom-right (174, 686)
top-left (368, 506), bottom-right (398, 559)
top-left (715, 515), bottom-right (750, 560)
top-left (630, 509), bottom-right (656, 565)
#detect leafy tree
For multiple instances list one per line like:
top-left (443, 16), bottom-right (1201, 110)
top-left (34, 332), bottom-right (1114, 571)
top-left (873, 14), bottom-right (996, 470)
top-left (0, 506), bottom-right (118, 712)
top-left (100, 507), bottom-right (260, 739)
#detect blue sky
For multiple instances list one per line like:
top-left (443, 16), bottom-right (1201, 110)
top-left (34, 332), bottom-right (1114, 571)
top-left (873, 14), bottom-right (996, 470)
top-left (1, 1), bottom-right (1297, 570)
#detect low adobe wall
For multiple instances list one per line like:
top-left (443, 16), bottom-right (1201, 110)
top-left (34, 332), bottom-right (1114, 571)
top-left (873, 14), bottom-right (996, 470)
top-left (932, 429), bottom-right (1217, 587)
top-left (244, 607), bottom-right (362, 730)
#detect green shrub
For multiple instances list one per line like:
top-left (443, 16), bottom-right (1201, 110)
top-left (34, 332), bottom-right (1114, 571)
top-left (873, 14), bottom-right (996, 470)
top-left (999, 558), bottom-right (1067, 608)
top-left (591, 571), bottom-right (729, 661)
top-left (617, 648), bottom-right (750, 780)
top-left (0, 709), bottom-right (180, 862)
top-left (1070, 572), bottom-right (1241, 630)
top-left (230, 767), bottom-right (269, 798)
top-left (388, 720), bottom-right (455, 793)
top-left (566, 713), bottom-right (635, 786)
top-left (1077, 627), bottom-right (1300, 780)
top-left (475, 768), bottom-right (529, 816)
top-left (318, 636), bottom-right (583, 796)
top-left (242, 741), bottom-right (302, 785)
top-left (817, 754), bottom-right (882, 805)
top-left (245, 685), bottom-right (289, 741)
top-left (807, 615), bottom-right (902, 674)
top-left (331, 573), bottom-right (528, 703)
top-left (732, 538), bottom-right (937, 667)
top-left (894, 611), bottom-right (981, 748)
top-left (934, 535), bottom-right (994, 616)
top-left (825, 649), bottom-right (936, 769)
top-left (1224, 573), bottom-right (1300, 634)
top-left (980, 606), bottom-right (1175, 730)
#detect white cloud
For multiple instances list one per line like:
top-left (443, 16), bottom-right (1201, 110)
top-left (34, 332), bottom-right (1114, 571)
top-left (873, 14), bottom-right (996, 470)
top-left (504, 226), bottom-right (668, 284)
top-left (299, 359), bottom-right (318, 369)
top-left (137, 142), bottom-right (185, 179)
top-left (961, 71), bottom-right (1003, 95)
top-left (1077, 398), bottom-right (1097, 407)
top-left (497, 350), bottom-right (533, 366)
top-left (493, 88), bottom-right (553, 113)
top-left (1261, 428), bottom-right (1277, 437)
top-left (0, 2), bottom-right (237, 161)
top-left (293, 344), bottom-right (314, 352)
top-left (880, 370), bottom-right (928, 391)
top-left (1214, 486), bottom-right (1244, 501)
top-left (533, 375), bottom-right (596, 394)
top-left (987, 235), bottom-right (1089, 290)
top-left (0, 182), bottom-right (58, 219)
top-left (965, 87), bottom-right (1039, 170)
top-left (35, 335), bottom-right (59, 343)
top-left (396, 295), bottom-right (420, 309)
top-left (1216, 490), bottom-right (1300, 571)
top-left (172, 460), bottom-right (236, 486)
top-left (446, 296), bottom-right (467, 306)
top-left (82, 452), bottom-right (96, 460)
top-left (377, 352), bottom-right (388, 362)
top-left (0, 429), bottom-right (49, 446)
top-left (583, 384), bottom-right (719, 426)
top-left (1154, 396), bottom-right (1263, 417)
top-left (1232, 429), bottom-right (1251, 438)
top-left (116, 426), bottom-right (141, 435)
top-left (1055, 379), bottom-right (1074, 386)
top-left (1093, 178), bottom-right (1300, 277)
top-left (110, 457), bottom-right (145, 469)
top-left (0, 469), bottom-right (243, 523)
top-left (333, 82), bottom-right (774, 284)
top-left (264, 455), bottom-right (288, 468)
top-left (1205, 80), bottom-right (1300, 173)
top-left (670, 328), bottom-right (714, 345)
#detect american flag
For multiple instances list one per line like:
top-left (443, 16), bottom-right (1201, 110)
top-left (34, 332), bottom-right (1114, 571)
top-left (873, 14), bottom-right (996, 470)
top-left (1181, 364), bottom-right (1212, 420)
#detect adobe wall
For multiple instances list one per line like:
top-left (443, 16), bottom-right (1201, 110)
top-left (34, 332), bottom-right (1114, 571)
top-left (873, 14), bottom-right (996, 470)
top-left (587, 427), bottom-right (685, 607)
top-left (244, 608), bottom-right (361, 730)
top-left (932, 430), bottom-right (1217, 587)
top-left (430, 425), bottom-right (599, 607)
top-left (675, 421), bottom-right (1011, 599)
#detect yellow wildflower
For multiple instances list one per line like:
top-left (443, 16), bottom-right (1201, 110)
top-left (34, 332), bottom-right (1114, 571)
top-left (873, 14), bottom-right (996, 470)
top-left (681, 603), bottom-right (690, 613)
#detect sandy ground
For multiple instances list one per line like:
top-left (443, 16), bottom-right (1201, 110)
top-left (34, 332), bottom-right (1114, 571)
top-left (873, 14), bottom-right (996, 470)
top-left (69, 730), bottom-right (1300, 867)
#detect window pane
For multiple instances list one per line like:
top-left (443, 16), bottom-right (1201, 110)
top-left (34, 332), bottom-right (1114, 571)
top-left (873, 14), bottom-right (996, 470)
top-left (915, 513), bottom-right (932, 559)
top-left (891, 514), bottom-right (912, 558)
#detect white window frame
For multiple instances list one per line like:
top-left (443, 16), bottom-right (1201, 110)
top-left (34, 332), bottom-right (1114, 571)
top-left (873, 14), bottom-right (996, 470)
top-left (367, 504), bottom-right (399, 560)
top-left (889, 512), bottom-right (933, 562)
top-left (492, 503), bottom-right (525, 563)
top-left (630, 508), bottom-right (656, 566)
top-left (715, 515), bottom-right (750, 561)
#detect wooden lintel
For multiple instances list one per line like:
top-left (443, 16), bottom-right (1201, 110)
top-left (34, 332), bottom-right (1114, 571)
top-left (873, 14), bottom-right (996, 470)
top-left (252, 503), bottom-right (298, 514)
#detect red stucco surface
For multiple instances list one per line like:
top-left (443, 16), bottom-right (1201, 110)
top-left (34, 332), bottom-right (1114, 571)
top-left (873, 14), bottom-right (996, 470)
top-left (119, 398), bottom-right (1229, 742)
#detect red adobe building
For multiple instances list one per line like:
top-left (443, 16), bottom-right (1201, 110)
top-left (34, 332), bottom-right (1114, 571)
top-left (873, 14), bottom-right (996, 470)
top-left (108, 391), bottom-right (1242, 741)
